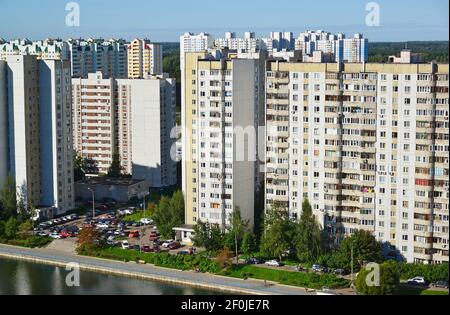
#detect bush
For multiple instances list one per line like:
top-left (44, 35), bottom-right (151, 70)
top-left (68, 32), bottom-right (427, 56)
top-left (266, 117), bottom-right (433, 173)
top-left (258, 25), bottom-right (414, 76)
top-left (6, 236), bottom-right (52, 248)
top-left (224, 265), bottom-right (349, 290)
top-left (355, 262), bottom-right (400, 295)
top-left (394, 263), bottom-right (449, 283)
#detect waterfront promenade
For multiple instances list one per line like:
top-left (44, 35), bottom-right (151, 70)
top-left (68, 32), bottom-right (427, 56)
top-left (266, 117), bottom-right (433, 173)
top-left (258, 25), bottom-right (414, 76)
top-left (0, 244), bottom-right (308, 295)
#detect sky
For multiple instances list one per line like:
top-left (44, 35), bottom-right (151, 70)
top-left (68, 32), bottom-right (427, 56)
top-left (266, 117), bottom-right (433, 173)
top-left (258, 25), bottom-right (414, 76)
top-left (0, 0), bottom-right (448, 42)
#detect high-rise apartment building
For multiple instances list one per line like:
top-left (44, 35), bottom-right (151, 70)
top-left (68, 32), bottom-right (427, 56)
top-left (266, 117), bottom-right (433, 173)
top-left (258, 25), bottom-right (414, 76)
top-left (68, 38), bottom-right (128, 78)
top-left (0, 55), bottom-right (75, 215)
top-left (295, 31), bottom-right (369, 63)
top-left (127, 39), bottom-right (163, 79)
top-left (263, 32), bottom-right (295, 55)
top-left (182, 50), bottom-right (266, 230)
top-left (0, 38), bottom-right (70, 61)
top-left (265, 53), bottom-right (449, 264)
top-left (214, 32), bottom-right (262, 53)
top-left (72, 72), bottom-right (177, 187)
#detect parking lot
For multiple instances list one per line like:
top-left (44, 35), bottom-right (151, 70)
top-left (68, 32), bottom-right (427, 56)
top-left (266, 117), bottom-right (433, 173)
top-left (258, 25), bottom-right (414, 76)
top-left (34, 207), bottom-right (195, 256)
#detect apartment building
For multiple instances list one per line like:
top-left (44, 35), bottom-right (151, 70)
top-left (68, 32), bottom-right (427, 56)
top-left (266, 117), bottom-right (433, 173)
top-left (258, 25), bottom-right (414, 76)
top-left (214, 32), bottom-right (262, 53)
top-left (295, 31), bottom-right (369, 63)
top-left (68, 38), bottom-right (128, 78)
top-left (182, 50), bottom-right (266, 230)
top-left (0, 55), bottom-right (75, 215)
top-left (262, 32), bottom-right (295, 55)
top-left (72, 72), bottom-right (177, 187)
top-left (127, 39), bottom-right (163, 79)
top-left (0, 38), bottom-right (70, 61)
top-left (265, 53), bottom-right (449, 264)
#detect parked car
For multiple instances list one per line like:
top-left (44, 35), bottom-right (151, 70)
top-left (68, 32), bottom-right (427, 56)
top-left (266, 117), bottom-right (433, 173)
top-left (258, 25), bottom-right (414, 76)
top-left (121, 241), bottom-right (130, 250)
top-left (246, 258), bottom-right (261, 265)
top-left (128, 230), bottom-right (140, 238)
top-left (140, 218), bottom-right (153, 225)
top-left (169, 242), bottom-right (182, 250)
top-left (178, 249), bottom-right (193, 255)
top-left (431, 280), bottom-right (449, 289)
top-left (132, 245), bottom-right (141, 251)
top-left (37, 231), bottom-right (48, 237)
top-left (141, 246), bottom-right (152, 253)
top-left (162, 240), bottom-right (174, 248)
top-left (265, 260), bottom-right (284, 267)
top-left (407, 276), bottom-right (427, 286)
top-left (49, 232), bottom-right (62, 239)
top-left (312, 264), bottom-right (324, 273)
top-left (334, 268), bottom-right (348, 276)
top-left (97, 223), bottom-right (109, 229)
top-left (295, 265), bottom-right (306, 272)
top-left (151, 246), bottom-right (161, 253)
top-left (59, 231), bottom-right (72, 238)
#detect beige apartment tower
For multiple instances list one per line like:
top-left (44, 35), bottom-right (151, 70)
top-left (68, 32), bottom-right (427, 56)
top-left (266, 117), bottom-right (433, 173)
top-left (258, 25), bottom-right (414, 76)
top-left (127, 39), bottom-right (163, 79)
top-left (265, 54), bottom-right (449, 264)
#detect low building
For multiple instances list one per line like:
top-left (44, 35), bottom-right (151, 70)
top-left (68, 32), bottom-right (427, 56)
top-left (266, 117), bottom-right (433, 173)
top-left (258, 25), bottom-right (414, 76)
top-left (173, 225), bottom-right (195, 245)
top-left (75, 178), bottom-right (149, 203)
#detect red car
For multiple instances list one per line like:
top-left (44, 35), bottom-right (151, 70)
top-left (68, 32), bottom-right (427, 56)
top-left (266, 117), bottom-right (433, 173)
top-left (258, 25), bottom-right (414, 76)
top-left (151, 246), bottom-right (161, 253)
top-left (129, 231), bottom-right (140, 238)
top-left (168, 242), bottom-right (182, 250)
top-left (59, 231), bottom-right (71, 238)
top-left (141, 246), bottom-right (151, 253)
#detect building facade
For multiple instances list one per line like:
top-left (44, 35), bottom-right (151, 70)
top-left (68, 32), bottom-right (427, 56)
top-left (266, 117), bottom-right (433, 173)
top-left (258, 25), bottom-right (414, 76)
top-left (182, 50), bottom-right (266, 230)
top-left (295, 31), bottom-right (369, 63)
top-left (72, 72), bottom-right (177, 187)
top-left (0, 55), bottom-right (75, 214)
top-left (214, 32), bottom-right (262, 53)
top-left (265, 55), bottom-right (449, 264)
top-left (127, 39), bottom-right (162, 79)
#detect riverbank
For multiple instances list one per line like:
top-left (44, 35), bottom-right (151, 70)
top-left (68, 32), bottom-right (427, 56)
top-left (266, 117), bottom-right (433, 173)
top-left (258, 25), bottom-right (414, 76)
top-left (0, 244), bottom-right (308, 295)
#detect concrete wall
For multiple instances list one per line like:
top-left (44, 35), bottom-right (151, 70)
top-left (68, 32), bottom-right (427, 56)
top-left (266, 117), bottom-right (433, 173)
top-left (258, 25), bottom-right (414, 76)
top-left (0, 61), bottom-right (7, 189)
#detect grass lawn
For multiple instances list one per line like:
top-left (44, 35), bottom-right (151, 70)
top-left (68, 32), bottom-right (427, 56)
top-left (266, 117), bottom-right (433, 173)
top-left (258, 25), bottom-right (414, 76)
top-left (122, 211), bottom-right (149, 222)
top-left (398, 286), bottom-right (449, 296)
top-left (1, 236), bottom-right (53, 248)
top-left (222, 264), bottom-right (349, 290)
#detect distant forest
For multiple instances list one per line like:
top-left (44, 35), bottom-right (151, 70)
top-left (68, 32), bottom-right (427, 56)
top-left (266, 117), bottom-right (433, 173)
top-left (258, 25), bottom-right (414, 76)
top-left (369, 41), bottom-right (449, 63)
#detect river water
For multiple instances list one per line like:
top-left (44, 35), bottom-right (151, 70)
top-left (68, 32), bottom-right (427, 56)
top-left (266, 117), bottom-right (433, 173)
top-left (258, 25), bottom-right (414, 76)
top-left (0, 258), bottom-right (221, 295)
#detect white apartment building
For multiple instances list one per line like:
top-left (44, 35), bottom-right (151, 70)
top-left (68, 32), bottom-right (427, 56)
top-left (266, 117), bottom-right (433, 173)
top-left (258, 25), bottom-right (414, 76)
top-left (0, 38), bottom-right (70, 61)
top-left (72, 72), bottom-right (177, 187)
top-left (295, 31), bottom-right (369, 63)
top-left (68, 38), bottom-right (128, 78)
top-left (265, 55), bottom-right (449, 264)
top-left (182, 50), bottom-right (266, 230)
top-left (214, 32), bottom-right (262, 53)
top-left (0, 55), bottom-right (75, 214)
top-left (262, 32), bottom-right (295, 55)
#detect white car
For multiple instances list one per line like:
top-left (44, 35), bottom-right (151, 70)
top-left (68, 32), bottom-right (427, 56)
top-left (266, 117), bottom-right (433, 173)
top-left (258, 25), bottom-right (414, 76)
top-left (265, 260), bottom-right (283, 267)
top-left (121, 241), bottom-right (130, 250)
top-left (162, 240), bottom-right (174, 248)
top-left (140, 218), bottom-right (153, 225)
top-left (407, 277), bottom-right (427, 285)
top-left (49, 233), bottom-right (61, 239)
top-left (96, 223), bottom-right (109, 229)
top-left (123, 209), bottom-right (134, 215)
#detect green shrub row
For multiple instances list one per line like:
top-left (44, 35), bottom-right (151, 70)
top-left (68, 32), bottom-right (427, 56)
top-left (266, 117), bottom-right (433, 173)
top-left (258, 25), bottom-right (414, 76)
top-left (222, 265), bottom-right (350, 290)
top-left (1, 236), bottom-right (53, 248)
top-left (394, 262), bottom-right (449, 282)
top-left (77, 245), bottom-right (221, 274)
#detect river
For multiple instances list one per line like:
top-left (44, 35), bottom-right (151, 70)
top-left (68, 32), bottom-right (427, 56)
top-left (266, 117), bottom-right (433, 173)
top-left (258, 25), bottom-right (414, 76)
top-left (0, 258), bottom-right (221, 295)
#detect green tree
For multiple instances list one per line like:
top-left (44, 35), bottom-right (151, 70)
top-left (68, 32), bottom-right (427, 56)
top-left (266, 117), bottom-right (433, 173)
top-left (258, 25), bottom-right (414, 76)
top-left (107, 153), bottom-right (123, 178)
top-left (296, 199), bottom-right (323, 263)
top-left (192, 221), bottom-right (225, 252)
top-left (4, 217), bottom-right (20, 240)
top-left (224, 207), bottom-right (248, 258)
top-left (153, 191), bottom-right (185, 239)
top-left (18, 220), bottom-right (33, 238)
top-left (260, 204), bottom-right (297, 261)
top-left (339, 230), bottom-right (383, 271)
top-left (241, 232), bottom-right (258, 255)
top-left (355, 262), bottom-right (400, 295)
top-left (0, 175), bottom-right (17, 220)
top-left (73, 151), bottom-right (85, 181)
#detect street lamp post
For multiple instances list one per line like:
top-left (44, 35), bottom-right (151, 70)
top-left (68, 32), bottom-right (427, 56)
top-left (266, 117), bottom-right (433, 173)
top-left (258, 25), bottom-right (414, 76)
top-left (88, 188), bottom-right (95, 219)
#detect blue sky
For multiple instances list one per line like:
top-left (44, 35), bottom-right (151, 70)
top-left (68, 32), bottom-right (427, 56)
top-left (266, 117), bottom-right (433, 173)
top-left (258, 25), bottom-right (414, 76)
top-left (0, 0), bottom-right (448, 42)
